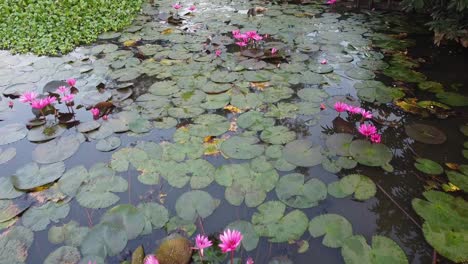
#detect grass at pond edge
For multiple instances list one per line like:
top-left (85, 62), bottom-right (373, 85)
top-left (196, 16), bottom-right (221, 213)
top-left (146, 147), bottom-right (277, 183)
top-left (0, 0), bottom-right (143, 55)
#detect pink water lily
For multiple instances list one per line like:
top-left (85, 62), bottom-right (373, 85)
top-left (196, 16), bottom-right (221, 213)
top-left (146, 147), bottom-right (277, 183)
top-left (56, 86), bottom-right (69, 95)
top-left (102, 115), bottom-right (108, 121)
top-left (271, 48), bottom-right (278, 55)
top-left (194, 234), bottom-right (212, 257)
top-left (320, 103), bottom-right (326, 110)
top-left (215, 50), bottom-right (222, 57)
top-left (31, 97), bottom-right (54, 110)
top-left (61, 94), bottom-right (75, 104)
top-left (327, 0), bottom-right (337, 4)
top-left (88, 261), bottom-right (96, 264)
top-left (346, 105), bottom-right (362, 114)
top-left (246, 257), bottom-right (254, 264)
top-left (251, 34), bottom-right (263, 41)
top-left (90, 107), bottom-right (100, 117)
top-left (236, 41), bottom-right (248, 47)
top-left (219, 229), bottom-right (243, 253)
top-left (358, 123), bottom-right (377, 137)
top-left (144, 255), bottom-right (159, 264)
top-left (172, 3), bottom-right (182, 9)
top-left (19, 91), bottom-right (38, 103)
top-left (189, 5), bottom-right (196, 11)
top-left (334, 101), bottom-right (348, 112)
top-left (67, 78), bottom-right (76, 87)
top-left (321, 59), bottom-right (328, 64)
top-left (360, 109), bottom-right (373, 119)
top-left (370, 133), bottom-right (381, 143)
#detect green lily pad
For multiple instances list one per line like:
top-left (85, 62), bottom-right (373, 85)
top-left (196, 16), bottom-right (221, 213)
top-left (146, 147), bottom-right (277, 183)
top-left (0, 176), bottom-right (24, 199)
top-left (80, 222), bottom-right (128, 258)
top-left (210, 71), bottom-right (239, 83)
top-left (227, 220), bottom-right (259, 251)
top-left (175, 190), bottom-right (219, 221)
top-left (243, 70), bottom-right (271, 82)
top-left (27, 124), bottom-right (66, 142)
top-left (77, 121), bottom-right (101, 133)
top-left (0, 199), bottom-right (32, 222)
top-left (326, 133), bottom-right (354, 156)
top-left (57, 166), bottom-right (89, 197)
top-left (96, 136), bottom-right (121, 152)
top-left (0, 226), bottom-right (34, 264)
top-left (309, 63), bottom-right (334, 74)
top-left (100, 204), bottom-right (145, 240)
top-left (0, 123), bottom-right (27, 145)
top-left (308, 214), bottom-right (353, 248)
top-left (268, 210), bottom-right (309, 243)
top-left (414, 158), bottom-right (443, 175)
top-left (189, 114), bottom-right (230, 137)
top-left (75, 163), bottom-right (128, 209)
top-left (129, 118), bottom-right (152, 133)
top-left (166, 216), bottom-right (197, 237)
top-left (161, 159), bottom-right (215, 189)
top-left (383, 66), bottom-right (426, 83)
top-left (446, 170), bottom-right (468, 192)
top-left (436, 92), bottom-right (468, 107)
top-left (137, 203), bottom-right (169, 235)
top-left (260, 126), bottom-right (296, 145)
top-left (0, 147), bottom-right (16, 165)
top-left (110, 147), bottom-right (149, 172)
top-left (237, 111), bottom-right (275, 131)
top-left (22, 202), bottom-right (70, 231)
top-left (357, 59), bottom-right (389, 71)
top-left (12, 162), bottom-right (65, 190)
top-left (201, 82), bottom-right (231, 93)
top-left (32, 134), bottom-right (84, 164)
top-left (418, 81), bottom-right (444, 93)
top-left (220, 136), bottom-right (265, 160)
top-left (404, 123), bottom-right (447, 144)
top-left (412, 191), bottom-right (468, 262)
top-left (276, 173), bottom-right (327, 208)
top-left (259, 86), bottom-right (294, 103)
top-left (283, 140), bottom-right (323, 167)
top-left (341, 235), bottom-right (408, 264)
top-left (345, 68), bottom-right (375, 80)
top-left (297, 88), bottom-right (329, 102)
top-left (48, 221), bottom-right (89, 247)
top-left (44, 246), bottom-right (81, 264)
top-left (349, 140), bottom-right (392, 168)
top-left (230, 92), bottom-right (262, 109)
top-left (329, 174), bottom-right (376, 201)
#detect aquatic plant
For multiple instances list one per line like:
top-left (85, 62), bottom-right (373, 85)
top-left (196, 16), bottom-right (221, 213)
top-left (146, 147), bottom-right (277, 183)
top-left (193, 234), bottom-right (213, 259)
top-left (219, 229), bottom-right (243, 264)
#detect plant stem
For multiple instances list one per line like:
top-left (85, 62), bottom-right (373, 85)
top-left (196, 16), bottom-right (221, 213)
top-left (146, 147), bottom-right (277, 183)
top-left (230, 251), bottom-right (234, 264)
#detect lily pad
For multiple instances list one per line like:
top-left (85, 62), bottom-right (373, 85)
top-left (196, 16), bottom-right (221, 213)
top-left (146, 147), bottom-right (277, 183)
top-left (260, 126), bottom-right (296, 145)
top-left (297, 88), bottom-right (329, 102)
top-left (237, 111), bottom-right (275, 131)
top-left (137, 203), bottom-right (169, 235)
top-left (446, 170), bottom-right (468, 192)
top-left (80, 222), bottom-right (128, 258)
top-left (210, 71), bottom-right (239, 83)
top-left (418, 81), bottom-right (444, 93)
top-left (22, 202), bottom-right (70, 231)
top-left (267, 210), bottom-right (309, 243)
top-left (308, 214), bottom-right (353, 248)
top-left (243, 70), bottom-right (271, 82)
top-left (0, 123), bottom-right (27, 145)
top-left (227, 220), bottom-right (259, 251)
top-left (0, 226), bottom-right (34, 264)
top-left (175, 190), bottom-right (219, 221)
top-left (100, 204), bottom-right (145, 240)
top-left (404, 123), bottom-right (447, 144)
top-left (283, 140), bottom-right (322, 167)
top-left (275, 173), bottom-right (327, 208)
top-left (436, 92), bottom-right (468, 107)
top-left (96, 136), bottom-right (121, 152)
top-left (326, 133), bottom-right (354, 156)
top-left (341, 235), bottom-right (408, 264)
top-left (27, 124), bottom-right (66, 142)
top-left (414, 158), bottom-right (443, 175)
top-left (349, 140), bottom-right (392, 168)
top-left (0, 176), bottom-right (24, 199)
top-left (412, 191), bottom-right (468, 263)
top-left (328, 174), bottom-right (376, 201)
top-left (32, 134), bottom-right (84, 164)
top-left (220, 136), bottom-right (265, 160)
top-left (0, 199), bottom-right (32, 222)
top-left (44, 246), bottom-right (81, 264)
top-left (48, 221), bottom-right (89, 247)
top-left (0, 147), bottom-right (16, 164)
top-left (12, 162), bottom-right (66, 190)
top-left (77, 121), bottom-right (101, 133)
top-left (345, 68), bottom-right (375, 80)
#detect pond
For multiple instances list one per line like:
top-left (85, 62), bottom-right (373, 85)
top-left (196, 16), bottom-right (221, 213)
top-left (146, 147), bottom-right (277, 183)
top-left (0, 0), bottom-right (467, 264)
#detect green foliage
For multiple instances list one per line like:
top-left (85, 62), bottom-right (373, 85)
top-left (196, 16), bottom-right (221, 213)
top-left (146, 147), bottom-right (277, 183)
top-left (401, 0), bottom-right (468, 46)
top-left (0, 0), bottom-right (143, 55)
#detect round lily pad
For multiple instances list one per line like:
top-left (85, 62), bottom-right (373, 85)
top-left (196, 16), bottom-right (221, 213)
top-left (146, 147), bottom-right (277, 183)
top-left (297, 88), bottom-right (329, 102)
top-left (27, 124), bottom-right (66, 142)
top-left (210, 71), bottom-right (239, 83)
top-left (283, 140), bottom-right (323, 167)
top-left (237, 111), bottom-right (275, 131)
top-left (12, 162), bottom-right (65, 190)
top-left (404, 123), bottom-right (446, 144)
top-left (309, 63), bottom-right (334, 74)
top-left (326, 133), bottom-right (354, 156)
top-left (268, 210), bottom-right (309, 243)
top-left (96, 136), bottom-right (121, 152)
top-left (0, 226), bottom-right (34, 263)
top-left (275, 173), bottom-right (327, 208)
top-left (0, 198), bottom-right (32, 222)
top-left (22, 202), bottom-right (70, 231)
top-left (260, 126), bottom-right (296, 145)
top-left (414, 158), bottom-right (443, 175)
top-left (77, 121), bottom-right (101, 133)
top-left (220, 136), bottom-right (265, 160)
top-left (32, 134), bottom-right (84, 164)
top-left (345, 68), bottom-right (375, 80)
top-left (80, 222), bottom-right (128, 258)
top-left (329, 174), bottom-right (377, 201)
top-left (341, 235), bottom-right (408, 264)
top-left (308, 214), bottom-right (353, 248)
top-left (175, 190), bottom-right (219, 221)
top-left (0, 176), bottom-right (24, 199)
top-left (227, 220), bottom-right (259, 251)
top-left (100, 204), bottom-right (145, 240)
top-left (349, 140), bottom-right (392, 168)
top-left (48, 221), bottom-right (89, 247)
top-left (0, 123), bottom-right (27, 145)
top-left (137, 203), bottom-right (169, 235)
top-left (0, 147), bottom-right (16, 165)
top-left (243, 70), bottom-right (271, 82)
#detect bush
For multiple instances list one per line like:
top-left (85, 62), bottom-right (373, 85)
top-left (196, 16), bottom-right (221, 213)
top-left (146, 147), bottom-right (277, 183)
top-left (0, 0), bottom-right (143, 55)
top-left (401, 0), bottom-right (468, 47)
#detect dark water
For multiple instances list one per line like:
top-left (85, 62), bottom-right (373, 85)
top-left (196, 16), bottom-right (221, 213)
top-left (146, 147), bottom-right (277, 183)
top-left (1, 2), bottom-right (467, 264)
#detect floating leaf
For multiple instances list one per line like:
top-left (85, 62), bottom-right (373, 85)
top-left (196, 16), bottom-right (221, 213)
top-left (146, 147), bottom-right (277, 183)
top-left (326, 133), bottom-right (354, 156)
top-left (57, 166), bottom-right (89, 197)
top-left (275, 173), bottom-right (327, 208)
top-left (166, 216), bottom-right (197, 237)
top-left (96, 136), bottom-right (121, 152)
top-left (341, 235), bottom-right (408, 264)
top-left (260, 126), bottom-right (296, 145)
top-left (267, 210), bottom-right (309, 243)
top-left (220, 136), bottom-right (265, 160)
top-left (436, 92), bottom-right (468, 107)
top-left (44, 246), bottom-right (81, 264)
top-left (80, 222), bottom-right (128, 258)
top-left (418, 81), bottom-right (444, 93)
top-left (48, 221), bottom-right (89, 247)
top-left (0, 176), bottom-right (24, 199)
top-left (412, 191), bottom-right (468, 262)
top-left (0, 198), bottom-right (32, 222)
top-left (349, 140), bottom-right (392, 168)
top-left (0, 123), bottom-right (27, 145)
top-left (22, 202), bottom-right (70, 231)
top-left (137, 203), bottom-right (169, 235)
top-left (405, 123), bottom-right (447, 144)
top-left (77, 121), bottom-right (101, 133)
top-left (414, 158), bottom-right (444, 175)
top-left (12, 162), bottom-right (65, 190)
top-left (0, 226), bottom-right (34, 263)
top-left (32, 134), bottom-right (84, 164)
top-left (329, 174), bottom-right (376, 201)
top-left (27, 124), bottom-right (66, 142)
top-left (175, 190), bottom-right (218, 221)
top-left (237, 111), bottom-right (275, 131)
top-left (227, 220), bottom-right (259, 251)
top-left (308, 214), bottom-right (353, 248)
top-left (345, 67), bottom-right (375, 80)
top-left (283, 140), bottom-right (322, 167)
top-left (210, 71), bottom-right (239, 83)
top-left (100, 204), bottom-right (145, 240)
top-left (0, 147), bottom-right (16, 164)
top-left (446, 170), bottom-right (468, 192)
